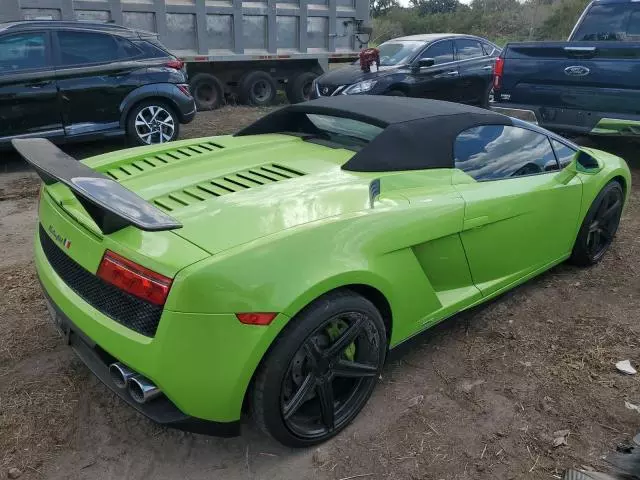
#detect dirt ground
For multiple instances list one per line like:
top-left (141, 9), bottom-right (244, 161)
top-left (1, 107), bottom-right (639, 480)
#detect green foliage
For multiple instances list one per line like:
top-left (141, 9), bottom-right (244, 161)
top-left (371, 0), bottom-right (401, 18)
top-left (410, 0), bottom-right (460, 15)
top-left (370, 0), bottom-right (589, 45)
top-left (536, 0), bottom-right (592, 40)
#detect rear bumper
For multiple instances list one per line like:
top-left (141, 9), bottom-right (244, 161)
top-left (41, 284), bottom-right (240, 437)
top-left (34, 223), bottom-right (287, 436)
top-left (491, 102), bottom-right (640, 136)
top-left (169, 85), bottom-right (197, 124)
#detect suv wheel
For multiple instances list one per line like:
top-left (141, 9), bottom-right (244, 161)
top-left (127, 100), bottom-right (180, 146)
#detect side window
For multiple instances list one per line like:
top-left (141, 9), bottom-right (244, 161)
top-left (420, 40), bottom-right (454, 65)
top-left (0, 33), bottom-right (48, 73)
top-left (571, 4), bottom-right (629, 40)
top-left (456, 39), bottom-right (483, 61)
top-left (627, 8), bottom-right (640, 37)
top-left (58, 31), bottom-right (126, 66)
top-left (115, 36), bottom-right (143, 58)
top-left (481, 42), bottom-right (497, 56)
top-left (551, 139), bottom-right (577, 169)
top-left (454, 125), bottom-right (559, 181)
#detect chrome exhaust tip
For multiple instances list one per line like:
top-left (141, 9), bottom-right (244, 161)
top-left (128, 375), bottom-right (161, 404)
top-left (109, 362), bottom-right (136, 389)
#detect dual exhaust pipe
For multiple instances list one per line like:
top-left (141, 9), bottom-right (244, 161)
top-left (109, 363), bottom-right (162, 404)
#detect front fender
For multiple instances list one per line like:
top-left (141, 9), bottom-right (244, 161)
top-left (576, 147), bottom-right (632, 224)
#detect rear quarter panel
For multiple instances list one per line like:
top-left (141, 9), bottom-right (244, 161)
top-left (168, 180), bottom-right (470, 348)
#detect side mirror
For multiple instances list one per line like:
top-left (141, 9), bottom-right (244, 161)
top-left (418, 58), bottom-right (435, 68)
top-left (576, 150), bottom-right (600, 173)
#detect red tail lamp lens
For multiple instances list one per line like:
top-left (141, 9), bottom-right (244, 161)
top-left (177, 84), bottom-right (192, 97)
top-left (165, 59), bottom-right (184, 70)
top-left (236, 313), bottom-right (278, 325)
top-left (97, 250), bottom-right (172, 306)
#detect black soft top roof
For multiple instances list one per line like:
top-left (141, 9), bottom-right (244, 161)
top-left (235, 96), bottom-right (513, 172)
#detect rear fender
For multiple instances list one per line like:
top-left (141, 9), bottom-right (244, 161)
top-left (119, 83), bottom-right (182, 128)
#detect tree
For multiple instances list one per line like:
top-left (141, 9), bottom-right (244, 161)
top-left (410, 0), bottom-right (460, 15)
top-left (371, 0), bottom-right (401, 18)
top-left (536, 0), bottom-right (590, 39)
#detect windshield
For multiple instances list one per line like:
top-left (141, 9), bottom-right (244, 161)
top-left (376, 40), bottom-right (424, 66)
top-left (571, 3), bottom-right (639, 41)
top-left (306, 114), bottom-right (383, 149)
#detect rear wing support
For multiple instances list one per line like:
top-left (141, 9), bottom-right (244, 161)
top-left (12, 138), bottom-right (182, 235)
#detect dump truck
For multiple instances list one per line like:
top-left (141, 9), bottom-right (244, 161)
top-left (2, 0), bottom-right (370, 109)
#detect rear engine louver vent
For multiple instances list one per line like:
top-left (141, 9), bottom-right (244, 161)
top-left (103, 142), bottom-right (223, 181)
top-left (152, 164), bottom-right (305, 212)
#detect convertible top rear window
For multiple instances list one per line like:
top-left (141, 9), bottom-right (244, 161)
top-left (306, 114), bottom-right (383, 149)
top-left (235, 96), bottom-right (512, 172)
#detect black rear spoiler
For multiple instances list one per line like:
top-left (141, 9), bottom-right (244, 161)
top-left (12, 138), bottom-right (182, 235)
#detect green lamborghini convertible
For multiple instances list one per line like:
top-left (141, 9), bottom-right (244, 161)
top-left (15, 97), bottom-right (630, 447)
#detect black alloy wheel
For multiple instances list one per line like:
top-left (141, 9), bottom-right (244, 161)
top-left (282, 312), bottom-right (381, 439)
top-left (570, 180), bottom-right (624, 266)
top-left (252, 291), bottom-right (386, 447)
top-left (585, 185), bottom-right (623, 261)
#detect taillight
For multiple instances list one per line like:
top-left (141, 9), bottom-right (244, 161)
top-left (236, 313), bottom-right (278, 325)
top-left (97, 250), bottom-right (172, 306)
top-left (177, 84), bottom-right (191, 97)
top-left (493, 57), bottom-right (504, 90)
top-left (165, 59), bottom-right (184, 70)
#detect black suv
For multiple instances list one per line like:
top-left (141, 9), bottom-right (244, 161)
top-left (313, 34), bottom-right (500, 107)
top-left (0, 20), bottom-right (196, 147)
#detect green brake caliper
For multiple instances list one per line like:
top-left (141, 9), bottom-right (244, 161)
top-left (326, 319), bottom-right (356, 361)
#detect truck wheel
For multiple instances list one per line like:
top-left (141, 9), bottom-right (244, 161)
top-left (239, 71), bottom-right (277, 106)
top-left (190, 73), bottom-right (224, 111)
top-left (286, 72), bottom-right (317, 104)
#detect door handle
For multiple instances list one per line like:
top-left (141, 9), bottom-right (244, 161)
top-left (482, 65), bottom-right (493, 71)
top-left (446, 70), bottom-right (459, 76)
top-left (27, 81), bottom-right (51, 89)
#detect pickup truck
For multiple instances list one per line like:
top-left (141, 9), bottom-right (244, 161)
top-left (491, 0), bottom-right (640, 137)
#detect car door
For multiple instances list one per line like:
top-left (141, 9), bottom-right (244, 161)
top-left (452, 124), bottom-right (583, 297)
top-left (0, 30), bottom-right (62, 141)
top-left (53, 29), bottom-right (144, 137)
top-left (410, 39), bottom-right (460, 101)
top-left (454, 38), bottom-right (495, 105)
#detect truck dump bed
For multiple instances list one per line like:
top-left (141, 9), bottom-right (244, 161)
top-left (2, 0), bottom-right (367, 62)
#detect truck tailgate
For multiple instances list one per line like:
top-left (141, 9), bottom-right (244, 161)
top-left (501, 42), bottom-right (640, 114)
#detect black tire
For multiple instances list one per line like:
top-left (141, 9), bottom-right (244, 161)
top-left (286, 72), bottom-right (318, 104)
top-left (251, 290), bottom-right (387, 447)
top-left (569, 180), bottom-right (624, 266)
top-left (239, 71), bottom-right (277, 106)
top-left (189, 73), bottom-right (224, 111)
top-left (126, 100), bottom-right (180, 146)
top-left (479, 82), bottom-right (493, 109)
top-left (385, 90), bottom-right (406, 97)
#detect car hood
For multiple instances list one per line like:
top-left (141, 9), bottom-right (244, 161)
top-left (83, 135), bottom-right (376, 255)
top-left (317, 64), bottom-right (400, 87)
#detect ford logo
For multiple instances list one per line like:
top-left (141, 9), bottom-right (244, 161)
top-left (564, 65), bottom-right (590, 77)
